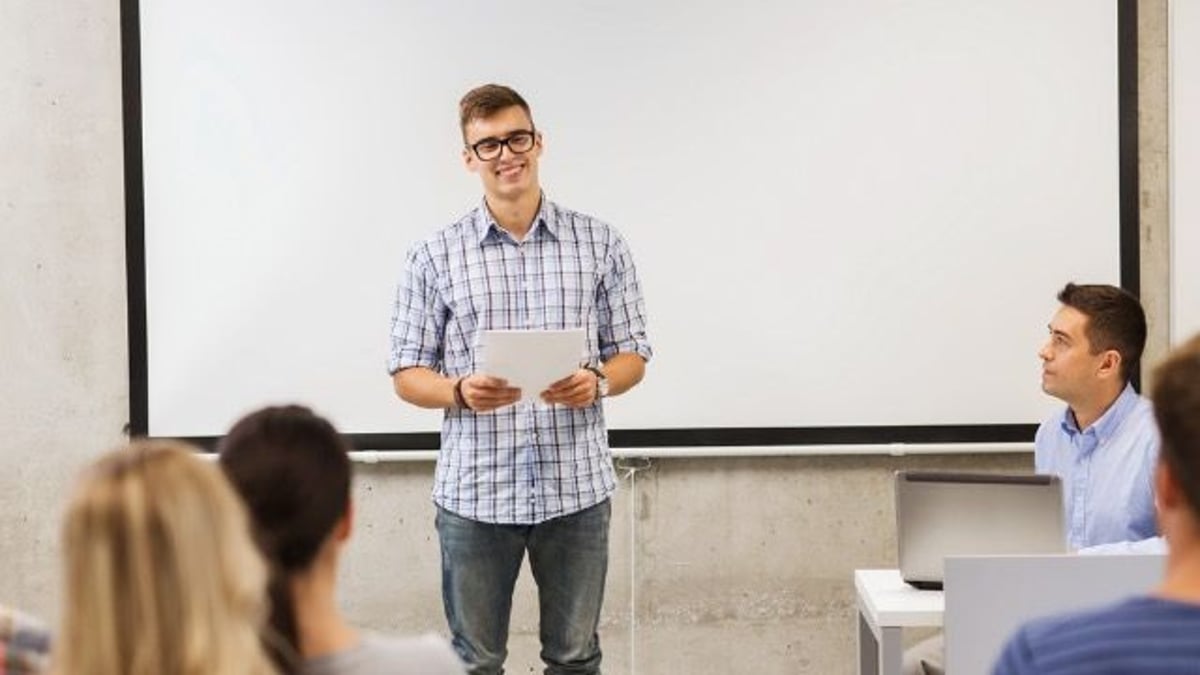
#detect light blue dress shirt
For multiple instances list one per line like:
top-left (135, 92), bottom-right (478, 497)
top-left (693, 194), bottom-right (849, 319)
top-left (1034, 383), bottom-right (1159, 550)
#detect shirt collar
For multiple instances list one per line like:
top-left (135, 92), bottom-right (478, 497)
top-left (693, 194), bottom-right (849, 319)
top-left (1059, 382), bottom-right (1140, 442)
top-left (473, 194), bottom-right (557, 245)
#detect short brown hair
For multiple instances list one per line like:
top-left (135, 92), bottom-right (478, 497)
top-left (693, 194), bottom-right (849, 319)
top-left (1057, 282), bottom-right (1146, 382)
top-left (1151, 335), bottom-right (1200, 518)
top-left (459, 84), bottom-right (533, 142)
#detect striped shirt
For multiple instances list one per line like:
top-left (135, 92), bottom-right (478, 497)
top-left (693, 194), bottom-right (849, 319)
top-left (993, 596), bottom-right (1200, 674)
top-left (0, 605), bottom-right (50, 674)
top-left (1035, 384), bottom-right (1159, 550)
top-left (389, 197), bottom-right (651, 524)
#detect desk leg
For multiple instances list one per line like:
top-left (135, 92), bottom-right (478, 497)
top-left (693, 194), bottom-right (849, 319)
top-left (878, 625), bottom-right (902, 675)
top-left (857, 611), bottom-right (877, 675)
top-left (857, 612), bottom-right (902, 675)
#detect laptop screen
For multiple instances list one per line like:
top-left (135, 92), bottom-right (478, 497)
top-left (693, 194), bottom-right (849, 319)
top-left (895, 471), bottom-right (1067, 589)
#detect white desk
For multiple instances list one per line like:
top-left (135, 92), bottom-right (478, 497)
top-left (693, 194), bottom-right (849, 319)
top-left (855, 569), bottom-right (943, 675)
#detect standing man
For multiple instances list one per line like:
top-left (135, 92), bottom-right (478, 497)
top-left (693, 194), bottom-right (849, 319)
top-left (388, 84), bottom-right (652, 675)
top-left (1035, 282), bottom-right (1159, 551)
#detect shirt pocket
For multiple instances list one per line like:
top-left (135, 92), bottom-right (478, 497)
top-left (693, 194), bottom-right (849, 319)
top-left (542, 254), bottom-right (600, 330)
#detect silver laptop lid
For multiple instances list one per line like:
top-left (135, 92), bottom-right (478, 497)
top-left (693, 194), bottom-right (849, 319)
top-left (895, 471), bottom-right (1066, 589)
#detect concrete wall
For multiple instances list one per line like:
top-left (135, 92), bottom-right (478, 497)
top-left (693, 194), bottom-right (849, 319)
top-left (1141, 0), bottom-right (1171, 369)
top-left (0, 2), bottom-right (1170, 674)
top-left (1, 0), bottom-right (128, 618)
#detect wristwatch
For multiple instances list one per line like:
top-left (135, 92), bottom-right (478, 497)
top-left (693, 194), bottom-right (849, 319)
top-left (584, 365), bottom-right (609, 399)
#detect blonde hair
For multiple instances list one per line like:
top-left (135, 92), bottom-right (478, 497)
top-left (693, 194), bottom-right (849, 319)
top-left (55, 440), bottom-right (277, 675)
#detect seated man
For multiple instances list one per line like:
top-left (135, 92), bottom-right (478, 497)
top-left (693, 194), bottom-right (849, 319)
top-left (1034, 283), bottom-right (1158, 550)
top-left (992, 333), bottom-right (1200, 674)
top-left (905, 283), bottom-right (1160, 675)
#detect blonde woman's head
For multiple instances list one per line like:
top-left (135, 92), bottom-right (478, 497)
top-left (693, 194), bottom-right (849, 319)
top-left (56, 440), bottom-right (276, 675)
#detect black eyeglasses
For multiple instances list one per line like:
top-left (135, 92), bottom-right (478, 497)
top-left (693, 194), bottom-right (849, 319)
top-left (468, 129), bottom-right (537, 161)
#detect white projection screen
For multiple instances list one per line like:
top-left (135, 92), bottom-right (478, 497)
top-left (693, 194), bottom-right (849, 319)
top-left (1173, 0), bottom-right (1200, 345)
top-left (128, 0), bottom-right (1130, 446)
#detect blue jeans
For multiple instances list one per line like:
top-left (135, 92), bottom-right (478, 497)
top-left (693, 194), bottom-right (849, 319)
top-left (436, 500), bottom-right (611, 675)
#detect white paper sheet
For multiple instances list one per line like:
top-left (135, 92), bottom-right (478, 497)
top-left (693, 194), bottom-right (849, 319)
top-left (478, 329), bottom-right (586, 399)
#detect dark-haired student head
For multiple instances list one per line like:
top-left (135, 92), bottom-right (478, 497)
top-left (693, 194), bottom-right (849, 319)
top-left (217, 405), bottom-right (465, 675)
top-left (1047, 283), bottom-right (1146, 383)
top-left (1039, 283), bottom-right (1146, 422)
top-left (1152, 335), bottom-right (1200, 539)
top-left (218, 405), bottom-right (353, 670)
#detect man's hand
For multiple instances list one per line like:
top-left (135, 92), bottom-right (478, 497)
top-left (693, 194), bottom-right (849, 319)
top-left (459, 375), bottom-right (521, 412)
top-left (541, 369), bottom-right (598, 408)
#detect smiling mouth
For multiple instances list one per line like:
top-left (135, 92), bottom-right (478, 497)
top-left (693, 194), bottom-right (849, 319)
top-left (496, 163), bottom-right (524, 178)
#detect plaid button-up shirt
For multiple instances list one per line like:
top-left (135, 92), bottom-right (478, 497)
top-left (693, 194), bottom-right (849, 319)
top-left (389, 197), bottom-right (652, 524)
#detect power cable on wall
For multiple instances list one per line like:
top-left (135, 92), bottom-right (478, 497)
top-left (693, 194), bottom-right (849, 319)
top-left (616, 456), bottom-right (652, 675)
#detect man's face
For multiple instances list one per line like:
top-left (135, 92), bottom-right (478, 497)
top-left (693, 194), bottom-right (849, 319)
top-left (1038, 305), bottom-right (1107, 404)
top-left (462, 105), bottom-right (542, 201)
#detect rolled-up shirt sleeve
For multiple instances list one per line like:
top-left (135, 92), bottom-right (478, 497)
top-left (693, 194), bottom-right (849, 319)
top-left (597, 231), bottom-right (652, 363)
top-left (388, 243), bottom-right (446, 374)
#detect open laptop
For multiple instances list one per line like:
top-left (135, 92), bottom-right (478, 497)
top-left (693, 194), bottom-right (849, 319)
top-left (944, 553), bottom-right (1165, 673)
top-left (895, 471), bottom-right (1067, 590)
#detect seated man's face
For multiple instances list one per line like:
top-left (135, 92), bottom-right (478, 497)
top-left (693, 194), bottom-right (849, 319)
top-left (1039, 305), bottom-right (1105, 404)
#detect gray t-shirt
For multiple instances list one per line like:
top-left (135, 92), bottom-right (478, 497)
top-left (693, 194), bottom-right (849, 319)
top-left (301, 633), bottom-right (463, 675)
